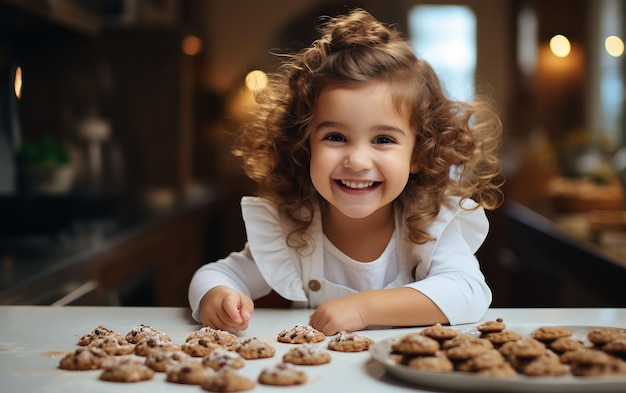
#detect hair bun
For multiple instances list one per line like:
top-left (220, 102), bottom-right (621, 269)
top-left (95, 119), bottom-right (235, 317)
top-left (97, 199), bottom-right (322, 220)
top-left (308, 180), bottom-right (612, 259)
top-left (320, 9), bottom-right (394, 51)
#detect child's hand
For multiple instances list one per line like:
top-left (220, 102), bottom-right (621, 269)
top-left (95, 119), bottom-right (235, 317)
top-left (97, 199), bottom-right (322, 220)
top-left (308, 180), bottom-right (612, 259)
top-left (309, 296), bottom-right (367, 335)
top-left (199, 286), bottom-right (254, 332)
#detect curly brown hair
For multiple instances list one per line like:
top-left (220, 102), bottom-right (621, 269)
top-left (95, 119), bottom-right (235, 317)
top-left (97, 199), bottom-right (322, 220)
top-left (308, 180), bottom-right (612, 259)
top-left (232, 8), bottom-right (503, 248)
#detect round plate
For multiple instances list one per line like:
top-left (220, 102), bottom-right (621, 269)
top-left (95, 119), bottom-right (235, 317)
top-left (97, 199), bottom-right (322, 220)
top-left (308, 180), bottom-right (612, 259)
top-left (369, 324), bottom-right (626, 393)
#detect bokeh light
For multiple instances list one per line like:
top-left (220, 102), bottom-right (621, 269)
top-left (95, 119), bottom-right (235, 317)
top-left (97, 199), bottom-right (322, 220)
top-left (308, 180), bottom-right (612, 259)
top-left (245, 70), bottom-right (268, 92)
top-left (605, 35), bottom-right (624, 57)
top-left (182, 35), bottom-right (202, 56)
top-left (14, 66), bottom-right (22, 99)
top-left (549, 34), bottom-right (571, 57)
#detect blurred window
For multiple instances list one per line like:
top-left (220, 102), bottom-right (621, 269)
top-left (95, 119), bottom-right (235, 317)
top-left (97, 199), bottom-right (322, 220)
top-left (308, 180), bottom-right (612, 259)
top-left (408, 5), bottom-right (477, 102)
top-left (598, 0), bottom-right (623, 143)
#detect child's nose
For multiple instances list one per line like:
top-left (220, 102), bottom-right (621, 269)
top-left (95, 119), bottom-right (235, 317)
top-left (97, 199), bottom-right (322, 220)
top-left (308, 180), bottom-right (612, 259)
top-left (344, 146), bottom-right (372, 170)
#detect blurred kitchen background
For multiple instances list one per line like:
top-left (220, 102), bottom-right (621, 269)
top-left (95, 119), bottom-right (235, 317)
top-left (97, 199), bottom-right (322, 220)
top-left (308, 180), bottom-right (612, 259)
top-left (1, 0), bottom-right (625, 309)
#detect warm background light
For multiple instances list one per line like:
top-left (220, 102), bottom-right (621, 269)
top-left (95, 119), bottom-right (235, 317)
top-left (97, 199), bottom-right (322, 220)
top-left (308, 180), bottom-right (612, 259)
top-left (244, 70), bottom-right (268, 92)
top-left (549, 34), bottom-right (571, 57)
top-left (605, 35), bottom-right (624, 57)
top-left (182, 35), bottom-right (202, 56)
top-left (14, 66), bottom-right (22, 99)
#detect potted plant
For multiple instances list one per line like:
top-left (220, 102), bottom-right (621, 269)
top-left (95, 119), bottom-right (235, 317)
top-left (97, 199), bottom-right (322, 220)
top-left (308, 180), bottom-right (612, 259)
top-left (16, 136), bottom-right (77, 194)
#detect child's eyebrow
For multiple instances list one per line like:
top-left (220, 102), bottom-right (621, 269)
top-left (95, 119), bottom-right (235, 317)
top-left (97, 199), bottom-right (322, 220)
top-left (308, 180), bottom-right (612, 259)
top-left (314, 121), bottom-right (407, 135)
top-left (314, 121), bottom-right (343, 131)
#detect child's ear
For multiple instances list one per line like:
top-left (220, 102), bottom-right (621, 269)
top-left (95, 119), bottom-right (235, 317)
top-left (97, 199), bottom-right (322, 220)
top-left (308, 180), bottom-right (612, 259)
top-left (410, 161), bottom-right (419, 174)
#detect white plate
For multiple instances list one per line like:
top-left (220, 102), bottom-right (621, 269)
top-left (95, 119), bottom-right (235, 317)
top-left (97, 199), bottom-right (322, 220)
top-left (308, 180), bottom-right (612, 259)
top-left (370, 324), bottom-right (626, 393)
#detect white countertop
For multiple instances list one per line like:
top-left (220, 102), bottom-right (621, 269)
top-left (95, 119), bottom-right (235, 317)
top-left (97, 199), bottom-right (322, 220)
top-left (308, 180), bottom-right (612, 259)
top-left (1, 306), bottom-right (626, 392)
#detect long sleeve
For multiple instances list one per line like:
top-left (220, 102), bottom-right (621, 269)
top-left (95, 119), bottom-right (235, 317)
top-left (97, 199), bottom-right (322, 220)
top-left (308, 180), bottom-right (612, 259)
top-left (187, 244), bottom-right (272, 322)
top-left (188, 196), bottom-right (310, 323)
top-left (404, 205), bottom-right (492, 325)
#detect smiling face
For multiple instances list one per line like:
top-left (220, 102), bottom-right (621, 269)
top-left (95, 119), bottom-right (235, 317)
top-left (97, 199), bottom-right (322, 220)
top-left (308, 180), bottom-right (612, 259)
top-left (309, 81), bottom-right (418, 220)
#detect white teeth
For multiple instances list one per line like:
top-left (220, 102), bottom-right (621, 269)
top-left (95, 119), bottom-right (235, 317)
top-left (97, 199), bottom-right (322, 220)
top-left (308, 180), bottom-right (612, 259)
top-left (340, 180), bottom-right (375, 189)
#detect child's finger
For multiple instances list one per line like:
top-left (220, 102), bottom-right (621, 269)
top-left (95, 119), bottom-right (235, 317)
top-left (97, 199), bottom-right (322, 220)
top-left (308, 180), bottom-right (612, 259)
top-left (223, 295), bottom-right (243, 324)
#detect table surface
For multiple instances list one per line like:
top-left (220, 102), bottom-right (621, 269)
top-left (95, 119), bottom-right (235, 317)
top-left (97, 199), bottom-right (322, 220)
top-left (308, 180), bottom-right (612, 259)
top-left (1, 306), bottom-right (626, 393)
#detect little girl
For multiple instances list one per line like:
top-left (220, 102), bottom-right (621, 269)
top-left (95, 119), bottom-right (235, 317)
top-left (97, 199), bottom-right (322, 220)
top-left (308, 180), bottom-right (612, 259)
top-left (189, 8), bottom-right (503, 335)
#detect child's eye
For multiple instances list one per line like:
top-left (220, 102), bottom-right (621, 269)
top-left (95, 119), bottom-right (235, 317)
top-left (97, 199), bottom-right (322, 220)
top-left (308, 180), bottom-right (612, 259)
top-left (324, 133), bottom-right (346, 142)
top-left (373, 135), bottom-right (395, 144)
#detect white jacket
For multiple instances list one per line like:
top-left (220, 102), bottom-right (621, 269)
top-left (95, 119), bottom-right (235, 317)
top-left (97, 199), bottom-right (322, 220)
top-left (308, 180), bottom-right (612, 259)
top-left (189, 196), bottom-right (492, 325)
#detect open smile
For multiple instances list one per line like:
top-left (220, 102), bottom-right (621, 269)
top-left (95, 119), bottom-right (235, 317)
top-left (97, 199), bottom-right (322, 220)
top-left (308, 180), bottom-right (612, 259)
top-left (337, 179), bottom-right (380, 190)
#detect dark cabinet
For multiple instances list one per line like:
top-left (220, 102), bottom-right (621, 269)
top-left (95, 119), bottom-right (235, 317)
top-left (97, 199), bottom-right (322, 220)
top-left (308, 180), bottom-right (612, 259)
top-left (484, 200), bottom-right (626, 308)
top-left (1, 0), bottom-right (197, 200)
top-left (0, 1), bottom-right (247, 307)
top-left (0, 189), bottom-right (246, 307)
